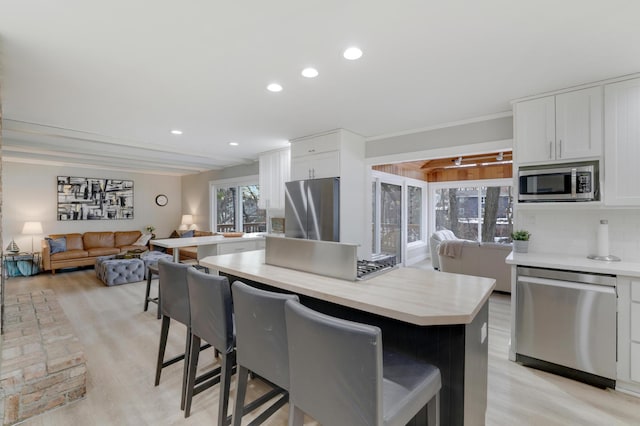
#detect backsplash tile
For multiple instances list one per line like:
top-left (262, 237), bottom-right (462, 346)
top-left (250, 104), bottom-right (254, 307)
top-left (516, 209), bottom-right (640, 262)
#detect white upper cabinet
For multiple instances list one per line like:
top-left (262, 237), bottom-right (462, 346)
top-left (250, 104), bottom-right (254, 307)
top-left (514, 96), bottom-right (555, 163)
top-left (290, 132), bottom-right (340, 158)
top-left (291, 150), bottom-right (340, 180)
top-left (604, 77), bottom-right (640, 206)
top-left (514, 86), bottom-right (602, 165)
top-left (289, 129), bottom-right (367, 258)
top-left (290, 130), bottom-right (342, 181)
top-left (258, 148), bottom-right (290, 210)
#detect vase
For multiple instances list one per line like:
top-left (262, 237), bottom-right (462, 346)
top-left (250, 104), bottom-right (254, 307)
top-left (513, 240), bottom-right (529, 253)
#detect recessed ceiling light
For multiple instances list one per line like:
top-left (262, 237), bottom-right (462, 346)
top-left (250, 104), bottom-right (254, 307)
top-left (267, 83), bottom-right (283, 92)
top-left (171, 129), bottom-right (183, 135)
top-left (301, 67), bottom-right (319, 78)
top-left (343, 47), bottom-right (363, 60)
top-left (229, 142), bottom-right (239, 146)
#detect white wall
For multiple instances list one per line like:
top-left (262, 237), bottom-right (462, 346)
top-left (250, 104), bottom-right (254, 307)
top-left (365, 115), bottom-right (513, 160)
top-left (2, 162), bottom-right (181, 248)
top-left (181, 162), bottom-right (259, 231)
top-left (516, 208), bottom-right (640, 261)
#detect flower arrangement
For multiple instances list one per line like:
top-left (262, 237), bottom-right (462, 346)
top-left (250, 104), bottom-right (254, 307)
top-left (145, 225), bottom-right (156, 233)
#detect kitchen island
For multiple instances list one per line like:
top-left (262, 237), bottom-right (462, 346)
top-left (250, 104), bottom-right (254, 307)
top-left (200, 250), bottom-right (495, 426)
top-left (150, 233), bottom-right (265, 262)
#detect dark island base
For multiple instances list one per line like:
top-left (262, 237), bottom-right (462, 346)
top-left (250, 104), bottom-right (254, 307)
top-left (222, 273), bottom-right (489, 426)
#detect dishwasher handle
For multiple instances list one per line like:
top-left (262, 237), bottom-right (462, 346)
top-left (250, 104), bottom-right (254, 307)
top-left (517, 266), bottom-right (616, 287)
top-left (517, 276), bottom-right (616, 294)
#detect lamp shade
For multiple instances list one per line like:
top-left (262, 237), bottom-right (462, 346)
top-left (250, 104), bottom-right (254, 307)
top-left (181, 215), bottom-right (193, 225)
top-left (22, 221), bottom-right (43, 235)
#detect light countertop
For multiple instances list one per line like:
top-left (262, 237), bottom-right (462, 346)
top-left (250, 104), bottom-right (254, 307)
top-left (506, 251), bottom-right (640, 277)
top-left (200, 250), bottom-right (495, 326)
top-left (151, 233), bottom-right (265, 248)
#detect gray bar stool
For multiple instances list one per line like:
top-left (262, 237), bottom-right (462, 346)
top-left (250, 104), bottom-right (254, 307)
top-left (284, 299), bottom-right (442, 426)
top-left (231, 281), bottom-right (299, 426)
top-left (144, 264), bottom-right (161, 319)
top-left (154, 259), bottom-right (196, 411)
top-left (183, 268), bottom-right (234, 422)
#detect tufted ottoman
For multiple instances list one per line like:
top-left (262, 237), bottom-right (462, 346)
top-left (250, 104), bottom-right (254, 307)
top-left (140, 251), bottom-right (173, 278)
top-left (96, 256), bottom-right (145, 286)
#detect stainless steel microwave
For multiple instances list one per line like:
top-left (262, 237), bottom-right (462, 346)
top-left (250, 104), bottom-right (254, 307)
top-left (518, 161), bottom-right (599, 202)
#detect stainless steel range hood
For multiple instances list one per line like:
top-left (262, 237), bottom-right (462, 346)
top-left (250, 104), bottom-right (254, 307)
top-left (265, 236), bottom-right (357, 281)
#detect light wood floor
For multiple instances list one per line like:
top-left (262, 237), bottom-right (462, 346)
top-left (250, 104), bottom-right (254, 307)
top-left (3, 268), bottom-right (639, 425)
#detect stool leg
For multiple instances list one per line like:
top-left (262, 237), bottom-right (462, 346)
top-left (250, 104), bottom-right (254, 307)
top-left (180, 328), bottom-right (192, 411)
top-left (155, 316), bottom-right (170, 386)
top-left (144, 271), bottom-right (152, 312)
top-left (184, 334), bottom-right (200, 418)
top-left (232, 366), bottom-right (249, 426)
top-left (156, 278), bottom-right (161, 319)
top-left (217, 351), bottom-right (235, 426)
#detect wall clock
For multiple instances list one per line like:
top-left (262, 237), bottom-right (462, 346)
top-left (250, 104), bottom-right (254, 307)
top-left (155, 194), bottom-right (168, 207)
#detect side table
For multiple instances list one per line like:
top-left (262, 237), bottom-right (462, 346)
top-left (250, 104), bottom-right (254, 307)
top-left (2, 252), bottom-right (41, 334)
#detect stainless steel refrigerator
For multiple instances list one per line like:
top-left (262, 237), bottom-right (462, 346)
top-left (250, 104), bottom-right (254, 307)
top-left (285, 177), bottom-right (339, 241)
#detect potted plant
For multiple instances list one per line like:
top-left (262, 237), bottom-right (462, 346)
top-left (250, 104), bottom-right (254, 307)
top-left (511, 230), bottom-right (531, 253)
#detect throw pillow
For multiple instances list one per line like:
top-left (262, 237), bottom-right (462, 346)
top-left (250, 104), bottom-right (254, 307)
top-left (46, 237), bottom-right (67, 254)
top-left (133, 233), bottom-right (152, 246)
top-left (180, 230), bottom-right (194, 238)
top-left (169, 230), bottom-right (181, 238)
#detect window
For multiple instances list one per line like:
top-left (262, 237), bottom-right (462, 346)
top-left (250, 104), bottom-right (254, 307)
top-left (371, 172), bottom-right (428, 264)
top-left (212, 179), bottom-right (266, 233)
top-left (407, 186), bottom-right (422, 243)
top-left (431, 179), bottom-right (512, 243)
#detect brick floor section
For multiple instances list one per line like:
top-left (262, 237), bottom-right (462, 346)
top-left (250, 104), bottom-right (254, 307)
top-left (0, 289), bottom-right (86, 425)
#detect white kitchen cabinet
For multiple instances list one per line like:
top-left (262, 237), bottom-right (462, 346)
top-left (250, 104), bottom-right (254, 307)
top-left (290, 131), bottom-right (340, 157)
top-left (289, 129), bottom-right (367, 258)
top-left (217, 240), bottom-right (262, 255)
top-left (632, 343), bottom-right (640, 383)
top-left (291, 150), bottom-right (340, 180)
top-left (196, 238), bottom-right (264, 259)
top-left (290, 131), bottom-right (342, 180)
top-left (616, 276), bottom-right (640, 394)
top-left (258, 148), bottom-right (290, 210)
top-left (514, 86), bottom-right (602, 165)
top-left (604, 77), bottom-right (640, 206)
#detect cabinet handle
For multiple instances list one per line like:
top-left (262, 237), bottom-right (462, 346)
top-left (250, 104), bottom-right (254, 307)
top-left (549, 141), bottom-right (553, 159)
top-left (311, 168), bottom-right (315, 179)
top-left (558, 140), bottom-right (562, 158)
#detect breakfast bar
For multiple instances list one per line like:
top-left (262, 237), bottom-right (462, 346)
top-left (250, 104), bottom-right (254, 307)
top-left (200, 251), bottom-right (495, 426)
top-left (150, 233), bottom-right (265, 262)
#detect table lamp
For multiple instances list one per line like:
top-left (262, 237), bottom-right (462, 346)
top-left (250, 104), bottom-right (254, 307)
top-left (181, 214), bottom-right (194, 230)
top-left (22, 221), bottom-right (43, 253)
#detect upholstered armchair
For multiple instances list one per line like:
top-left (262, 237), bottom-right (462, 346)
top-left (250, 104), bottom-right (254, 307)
top-left (429, 229), bottom-right (459, 270)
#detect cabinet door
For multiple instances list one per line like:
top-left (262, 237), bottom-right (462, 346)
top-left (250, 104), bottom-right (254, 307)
top-left (556, 87), bottom-right (602, 160)
top-left (291, 132), bottom-right (340, 157)
top-left (309, 151), bottom-right (340, 179)
top-left (632, 303), bottom-right (640, 343)
top-left (291, 151), bottom-right (340, 180)
top-left (258, 148), bottom-right (290, 210)
top-left (291, 156), bottom-right (313, 181)
top-left (604, 78), bottom-right (640, 206)
top-left (515, 96), bottom-right (556, 164)
top-left (217, 241), bottom-right (259, 255)
top-left (632, 342), bottom-right (640, 383)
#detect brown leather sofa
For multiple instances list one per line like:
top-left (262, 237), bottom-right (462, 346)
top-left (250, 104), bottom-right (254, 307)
top-left (42, 231), bottom-right (147, 274)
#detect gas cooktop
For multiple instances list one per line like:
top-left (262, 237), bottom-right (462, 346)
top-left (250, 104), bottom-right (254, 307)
top-left (356, 255), bottom-right (397, 280)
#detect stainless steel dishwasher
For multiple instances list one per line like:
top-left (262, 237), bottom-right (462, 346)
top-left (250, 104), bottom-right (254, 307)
top-left (515, 266), bottom-right (617, 388)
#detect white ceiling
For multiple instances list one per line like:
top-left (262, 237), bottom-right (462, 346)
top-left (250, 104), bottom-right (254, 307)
top-left (1, 0), bottom-right (639, 175)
